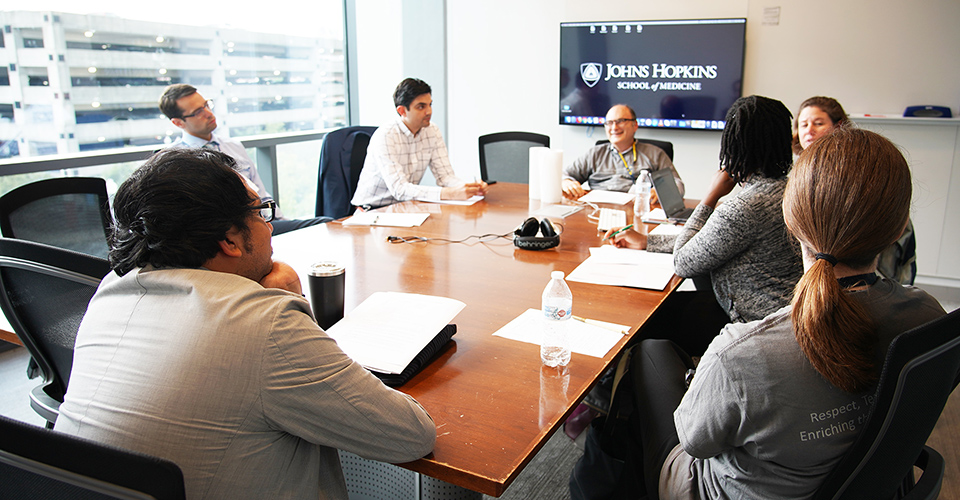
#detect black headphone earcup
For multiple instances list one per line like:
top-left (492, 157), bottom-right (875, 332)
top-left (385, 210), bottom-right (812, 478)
top-left (540, 219), bottom-right (557, 238)
top-left (517, 217), bottom-right (539, 237)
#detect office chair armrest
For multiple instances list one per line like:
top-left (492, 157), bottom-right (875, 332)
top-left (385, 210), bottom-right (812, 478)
top-left (902, 446), bottom-right (944, 500)
top-left (29, 384), bottom-right (61, 427)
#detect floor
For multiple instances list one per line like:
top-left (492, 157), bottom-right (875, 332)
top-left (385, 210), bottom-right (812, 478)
top-left (1, 284), bottom-right (958, 499)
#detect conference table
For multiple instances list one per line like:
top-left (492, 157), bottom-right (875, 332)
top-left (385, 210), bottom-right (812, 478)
top-left (272, 182), bottom-right (684, 497)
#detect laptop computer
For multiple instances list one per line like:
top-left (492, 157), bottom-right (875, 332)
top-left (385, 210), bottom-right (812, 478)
top-left (650, 169), bottom-right (693, 222)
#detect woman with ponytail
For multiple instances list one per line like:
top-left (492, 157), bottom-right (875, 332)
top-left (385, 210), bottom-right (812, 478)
top-left (573, 128), bottom-right (946, 500)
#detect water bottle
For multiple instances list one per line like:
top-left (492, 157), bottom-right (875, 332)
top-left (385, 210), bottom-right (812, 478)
top-left (541, 271), bottom-right (572, 367)
top-left (634, 170), bottom-right (653, 219)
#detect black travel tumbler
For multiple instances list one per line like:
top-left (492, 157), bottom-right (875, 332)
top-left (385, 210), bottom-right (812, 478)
top-left (308, 261), bottom-right (345, 330)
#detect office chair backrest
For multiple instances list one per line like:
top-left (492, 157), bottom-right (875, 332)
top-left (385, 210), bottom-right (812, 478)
top-left (0, 177), bottom-right (113, 259)
top-left (316, 126), bottom-right (378, 219)
top-left (814, 308), bottom-right (960, 500)
top-left (0, 414), bottom-right (186, 500)
top-left (595, 138), bottom-right (674, 161)
top-left (478, 131), bottom-right (550, 184)
top-left (0, 238), bottom-right (111, 423)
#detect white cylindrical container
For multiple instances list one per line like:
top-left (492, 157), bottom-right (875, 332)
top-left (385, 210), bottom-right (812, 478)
top-left (540, 149), bottom-right (563, 204)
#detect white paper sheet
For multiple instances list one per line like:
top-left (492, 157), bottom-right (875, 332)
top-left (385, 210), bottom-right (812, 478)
top-left (529, 204), bottom-right (583, 219)
top-left (578, 190), bottom-right (636, 205)
top-left (492, 309), bottom-right (626, 358)
top-left (326, 292), bottom-right (466, 374)
top-left (341, 212), bottom-right (430, 227)
top-left (566, 246), bottom-right (675, 290)
top-left (641, 208), bottom-right (670, 224)
top-left (418, 195), bottom-right (484, 206)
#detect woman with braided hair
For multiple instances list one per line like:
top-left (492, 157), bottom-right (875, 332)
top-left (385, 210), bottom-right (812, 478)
top-left (576, 128), bottom-right (945, 500)
top-left (603, 96), bottom-right (804, 356)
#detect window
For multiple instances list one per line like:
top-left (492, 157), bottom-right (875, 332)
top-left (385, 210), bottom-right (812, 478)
top-left (0, 4), bottom-right (346, 161)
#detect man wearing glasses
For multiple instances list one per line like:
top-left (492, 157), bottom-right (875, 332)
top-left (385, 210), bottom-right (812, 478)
top-left (561, 104), bottom-right (685, 200)
top-left (56, 149), bottom-right (436, 499)
top-left (159, 84), bottom-right (329, 234)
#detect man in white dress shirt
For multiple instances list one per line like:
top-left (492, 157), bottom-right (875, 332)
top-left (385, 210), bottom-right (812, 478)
top-left (159, 84), bottom-right (329, 234)
top-left (351, 78), bottom-right (488, 209)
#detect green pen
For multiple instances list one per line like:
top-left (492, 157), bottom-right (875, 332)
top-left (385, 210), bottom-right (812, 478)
top-left (601, 224), bottom-right (633, 242)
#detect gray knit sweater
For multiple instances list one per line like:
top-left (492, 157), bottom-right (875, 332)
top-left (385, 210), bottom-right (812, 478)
top-left (673, 176), bottom-right (802, 322)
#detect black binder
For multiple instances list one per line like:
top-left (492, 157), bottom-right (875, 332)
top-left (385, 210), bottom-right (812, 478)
top-left (371, 324), bottom-right (457, 386)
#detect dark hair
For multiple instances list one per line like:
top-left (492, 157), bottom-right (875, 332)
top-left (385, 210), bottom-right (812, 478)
top-left (792, 96), bottom-right (850, 154)
top-left (783, 128), bottom-right (912, 393)
top-left (159, 84), bottom-right (198, 119)
top-left (609, 104), bottom-right (637, 120)
top-left (719, 95), bottom-right (794, 184)
top-left (110, 148), bottom-right (257, 275)
top-left (393, 78), bottom-right (432, 109)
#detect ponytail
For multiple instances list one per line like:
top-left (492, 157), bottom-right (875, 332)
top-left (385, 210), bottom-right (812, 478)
top-left (791, 257), bottom-right (876, 392)
top-left (784, 128), bottom-right (911, 393)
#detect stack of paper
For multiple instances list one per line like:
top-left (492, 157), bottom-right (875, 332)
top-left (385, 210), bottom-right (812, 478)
top-left (566, 246), bottom-right (675, 290)
top-left (326, 292), bottom-right (465, 374)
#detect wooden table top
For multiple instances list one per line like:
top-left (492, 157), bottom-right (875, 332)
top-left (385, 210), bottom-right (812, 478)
top-left (272, 182), bottom-right (682, 496)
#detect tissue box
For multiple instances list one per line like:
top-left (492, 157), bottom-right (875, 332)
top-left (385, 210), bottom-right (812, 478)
top-left (646, 224), bottom-right (681, 253)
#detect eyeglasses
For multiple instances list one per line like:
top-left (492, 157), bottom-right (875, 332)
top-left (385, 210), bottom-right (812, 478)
top-left (253, 201), bottom-right (276, 223)
top-left (604, 118), bottom-right (636, 128)
top-left (181, 99), bottom-right (214, 119)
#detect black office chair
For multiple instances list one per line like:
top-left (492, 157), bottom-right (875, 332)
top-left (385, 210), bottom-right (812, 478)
top-left (0, 238), bottom-right (111, 427)
top-left (595, 138), bottom-right (674, 161)
top-left (316, 125), bottom-right (377, 219)
top-left (0, 414), bottom-right (186, 500)
top-left (478, 131), bottom-right (550, 184)
top-left (813, 308), bottom-right (960, 500)
top-left (0, 177), bottom-right (113, 260)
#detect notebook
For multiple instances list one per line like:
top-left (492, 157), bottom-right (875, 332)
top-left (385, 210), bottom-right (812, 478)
top-left (650, 169), bottom-right (693, 222)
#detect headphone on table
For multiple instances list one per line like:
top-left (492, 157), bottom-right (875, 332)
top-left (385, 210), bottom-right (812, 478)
top-left (514, 217), bottom-right (560, 250)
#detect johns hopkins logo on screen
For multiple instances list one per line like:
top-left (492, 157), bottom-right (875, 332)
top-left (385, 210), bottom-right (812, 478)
top-left (580, 63), bottom-right (602, 88)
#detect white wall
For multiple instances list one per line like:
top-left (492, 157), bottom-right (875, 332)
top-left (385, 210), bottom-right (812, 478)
top-left (354, 0), bottom-right (404, 127)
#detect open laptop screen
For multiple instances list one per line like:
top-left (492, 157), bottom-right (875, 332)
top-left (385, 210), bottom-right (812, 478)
top-left (650, 168), bottom-right (689, 219)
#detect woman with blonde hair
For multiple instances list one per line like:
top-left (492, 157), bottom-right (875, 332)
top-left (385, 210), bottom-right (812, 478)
top-left (573, 128), bottom-right (945, 500)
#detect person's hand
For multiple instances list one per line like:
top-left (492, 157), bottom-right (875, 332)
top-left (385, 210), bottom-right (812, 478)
top-left (259, 261), bottom-right (303, 295)
top-left (702, 169), bottom-right (737, 208)
top-left (441, 181), bottom-right (488, 200)
top-left (562, 178), bottom-right (586, 200)
top-left (467, 181), bottom-right (489, 197)
top-left (649, 188), bottom-right (660, 207)
top-left (602, 226), bottom-right (647, 249)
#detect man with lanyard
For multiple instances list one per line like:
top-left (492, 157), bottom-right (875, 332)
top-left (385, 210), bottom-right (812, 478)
top-left (159, 84), bottom-right (330, 234)
top-left (562, 104), bottom-right (685, 200)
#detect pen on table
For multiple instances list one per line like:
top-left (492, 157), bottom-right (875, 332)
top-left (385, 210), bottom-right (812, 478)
top-left (601, 224), bottom-right (633, 242)
top-left (573, 315), bottom-right (628, 334)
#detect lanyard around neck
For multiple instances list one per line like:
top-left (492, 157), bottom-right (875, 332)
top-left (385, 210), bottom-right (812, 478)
top-left (616, 141), bottom-right (638, 177)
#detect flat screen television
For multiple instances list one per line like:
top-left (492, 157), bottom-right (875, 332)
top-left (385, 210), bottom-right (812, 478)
top-left (559, 18), bottom-right (746, 131)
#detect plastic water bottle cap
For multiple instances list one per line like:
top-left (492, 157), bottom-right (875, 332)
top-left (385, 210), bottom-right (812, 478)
top-left (551, 271), bottom-right (564, 280)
